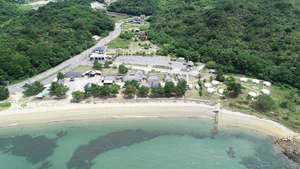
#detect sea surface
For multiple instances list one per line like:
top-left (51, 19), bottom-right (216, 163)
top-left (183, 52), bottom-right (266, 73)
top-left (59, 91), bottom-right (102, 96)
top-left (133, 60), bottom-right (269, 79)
top-left (0, 117), bottom-right (299, 169)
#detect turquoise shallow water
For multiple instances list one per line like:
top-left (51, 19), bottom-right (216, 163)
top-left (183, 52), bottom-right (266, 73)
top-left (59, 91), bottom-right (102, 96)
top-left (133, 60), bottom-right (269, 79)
top-left (0, 117), bottom-right (298, 169)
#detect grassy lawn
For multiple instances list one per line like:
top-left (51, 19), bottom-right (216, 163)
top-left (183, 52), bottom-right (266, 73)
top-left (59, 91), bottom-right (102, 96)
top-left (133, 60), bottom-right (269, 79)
top-left (108, 13), bottom-right (130, 22)
top-left (71, 65), bottom-right (92, 73)
top-left (102, 67), bottom-right (118, 74)
top-left (0, 102), bottom-right (11, 111)
top-left (108, 37), bottom-right (130, 49)
top-left (18, 4), bottom-right (33, 12)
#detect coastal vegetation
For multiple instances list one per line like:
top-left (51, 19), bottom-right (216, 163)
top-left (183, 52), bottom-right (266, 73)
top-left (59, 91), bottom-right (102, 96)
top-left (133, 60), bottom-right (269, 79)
top-left (22, 81), bottom-right (45, 97)
top-left (72, 90), bottom-right (85, 103)
top-left (0, 0), bottom-right (114, 83)
top-left (84, 83), bottom-right (120, 98)
top-left (49, 82), bottom-right (69, 98)
top-left (252, 95), bottom-right (275, 112)
top-left (138, 86), bottom-right (149, 97)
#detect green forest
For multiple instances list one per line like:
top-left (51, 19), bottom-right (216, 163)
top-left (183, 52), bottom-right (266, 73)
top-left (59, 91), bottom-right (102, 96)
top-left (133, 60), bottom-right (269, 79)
top-left (0, 0), bottom-right (114, 82)
top-left (147, 0), bottom-right (300, 89)
top-left (107, 0), bottom-right (158, 15)
top-left (0, 0), bottom-right (21, 23)
top-left (108, 0), bottom-right (300, 89)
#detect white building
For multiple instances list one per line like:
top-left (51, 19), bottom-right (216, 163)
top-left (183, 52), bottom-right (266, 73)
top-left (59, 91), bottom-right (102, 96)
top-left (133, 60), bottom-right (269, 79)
top-left (218, 88), bottom-right (224, 94)
top-left (204, 82), bottom-right (212, 88)
top-left (261, 89), bottom-right (270, 95)
top-left (248, 92), bottom-right (258, 98)
top-left (240, 77), bottom-right (248, 82)
top-left (195, 84), bottom-right (200, 90)
top-left (212, 80), bottom-right (220, 86)
top-left (252, 79), bottom-right (260, 84)
top-left (207, 88), bottom-right (215, 94)
top-left (188, 84), bottom-right (193, 90)
top-left (92, 35), bottom-right (101, 41)
top-left (263, 81), bottom-right (271, 87)
top-left (91, 1), bottom-right (103, 9)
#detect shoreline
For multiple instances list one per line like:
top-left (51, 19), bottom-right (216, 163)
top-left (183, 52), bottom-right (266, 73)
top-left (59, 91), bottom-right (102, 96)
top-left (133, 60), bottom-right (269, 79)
top-left (0, 101), bottom-right (298, 139)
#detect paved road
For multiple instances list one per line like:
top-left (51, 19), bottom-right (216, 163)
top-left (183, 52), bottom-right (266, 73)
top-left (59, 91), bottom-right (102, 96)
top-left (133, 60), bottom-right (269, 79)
top-left (8, 22), bottom-right (123, 94)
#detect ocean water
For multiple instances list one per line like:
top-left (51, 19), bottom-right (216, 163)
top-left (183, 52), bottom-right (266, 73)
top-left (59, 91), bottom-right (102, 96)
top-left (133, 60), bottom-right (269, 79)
top-left (0, 117), bottom-right (298, 169)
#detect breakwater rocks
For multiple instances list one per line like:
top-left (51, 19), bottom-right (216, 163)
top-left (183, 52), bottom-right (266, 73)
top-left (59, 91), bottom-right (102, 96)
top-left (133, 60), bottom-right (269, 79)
top-left (275, 136), bottom-right (300, 164)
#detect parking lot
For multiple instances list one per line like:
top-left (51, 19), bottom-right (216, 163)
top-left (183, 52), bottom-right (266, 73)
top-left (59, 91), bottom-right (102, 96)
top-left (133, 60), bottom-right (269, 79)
top-left (114, 55), bottom-right (203, 76)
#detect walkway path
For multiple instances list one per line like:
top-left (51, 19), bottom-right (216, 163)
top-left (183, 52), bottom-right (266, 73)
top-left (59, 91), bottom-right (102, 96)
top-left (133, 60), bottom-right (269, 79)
top-left (8, 22), bottom-right (123, 94)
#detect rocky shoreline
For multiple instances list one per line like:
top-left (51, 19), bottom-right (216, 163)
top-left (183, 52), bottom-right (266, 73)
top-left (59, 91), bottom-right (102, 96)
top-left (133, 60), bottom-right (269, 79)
top-left (275, 136), bottom-right (300, 164)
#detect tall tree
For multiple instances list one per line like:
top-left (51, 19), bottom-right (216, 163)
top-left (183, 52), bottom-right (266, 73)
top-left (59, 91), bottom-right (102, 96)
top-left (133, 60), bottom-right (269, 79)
top-left (0, 86), bottom-right (9, 101)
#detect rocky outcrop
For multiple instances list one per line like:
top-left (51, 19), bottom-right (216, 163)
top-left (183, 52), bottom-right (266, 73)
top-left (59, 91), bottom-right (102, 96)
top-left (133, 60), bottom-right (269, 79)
top-left (275, 136), bottom-right (300, 164)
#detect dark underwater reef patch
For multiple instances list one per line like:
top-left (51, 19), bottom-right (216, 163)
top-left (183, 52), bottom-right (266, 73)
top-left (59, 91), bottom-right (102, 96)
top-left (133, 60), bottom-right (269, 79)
top-left (0, 131), bottom-right (67, 164)
top-left (67, 129), bottom-right (162, 169)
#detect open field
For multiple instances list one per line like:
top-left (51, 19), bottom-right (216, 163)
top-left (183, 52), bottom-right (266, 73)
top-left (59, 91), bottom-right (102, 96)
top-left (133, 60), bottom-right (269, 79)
top-left (0, 102), bottom-right (11, 111)
top-left (108, 12), bottom-right (131, 22)
top-left (107, 37), bottom-right (130, 49)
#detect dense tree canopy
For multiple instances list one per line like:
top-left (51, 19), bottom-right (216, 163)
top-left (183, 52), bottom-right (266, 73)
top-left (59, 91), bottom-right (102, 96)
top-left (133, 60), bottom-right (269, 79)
top-left (0, 0), bottom-right (20, 23)
top-left (146, 0), bottom-right (300, 88)
top-left (107, 0), bottom-right (158, 15)
top-left (0, 0), bottom-right (114, 83)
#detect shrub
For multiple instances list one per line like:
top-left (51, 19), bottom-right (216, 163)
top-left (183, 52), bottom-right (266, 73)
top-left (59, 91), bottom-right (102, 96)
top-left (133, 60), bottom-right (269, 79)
top-left (0, 86), bottom-right (9, 101)
top-left (22, 81), bottom-right (45, 97)
top-left (109, 84), bottom-right (120, 96)
top-left (124, 84), bottom-right (136, 98)
top-left (49, 82), bottom-right (69, 98)
top-left (93, 60), bottom-right (102, 70)
top-left (104, 61), bottom-right (113, 68)
top-left (151, 86), bottom-right (164, 97)
top-left (118, 64), bottom-right (128, 74)
top-left (57, 72), bottom-right (64, 80)
top-left (225, 78), bottom-right (242, 98)
top-left (252, 95), bottom-right (275, 112)
top-left (164, 81), bottom-right (175, 97)
top-left (138, 85), bottom-right (149, 97)
top-left (72, 91), bottom-right (85, 102)
top-left (216, 71), bottom-right (225, 82)
top-left (175, 80), bottom-right (187, 96)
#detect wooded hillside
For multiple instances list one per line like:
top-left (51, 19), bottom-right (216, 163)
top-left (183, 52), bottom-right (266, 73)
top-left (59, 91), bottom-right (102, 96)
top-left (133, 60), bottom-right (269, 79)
top-left (145, 0), bottom-right (300, 88)
top-left (0, 0), bottom-right (114, 82)
top-left (107, 0), bottom-right (158, 15)
top-left (0, 0), bottom-right (20, 23)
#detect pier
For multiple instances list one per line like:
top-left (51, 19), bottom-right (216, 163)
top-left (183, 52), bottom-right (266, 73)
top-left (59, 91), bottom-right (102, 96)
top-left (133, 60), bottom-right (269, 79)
top-left (212, 103), bottom-right (220, 135)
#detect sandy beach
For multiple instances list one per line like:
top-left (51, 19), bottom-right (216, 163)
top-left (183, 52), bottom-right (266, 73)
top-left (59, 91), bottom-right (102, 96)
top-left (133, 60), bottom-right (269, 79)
top-left (0, 100), bottom-right (298, 139)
